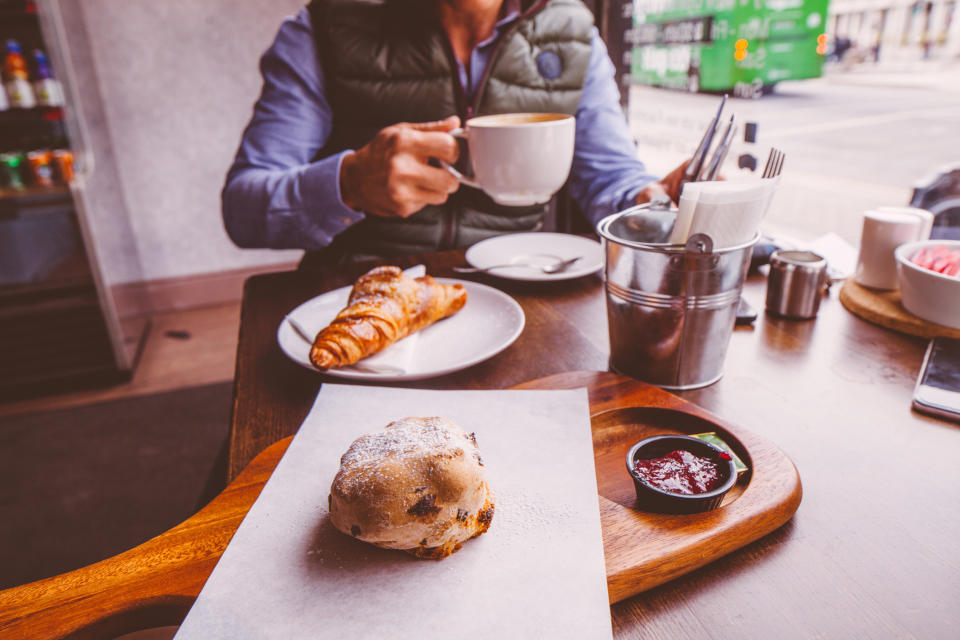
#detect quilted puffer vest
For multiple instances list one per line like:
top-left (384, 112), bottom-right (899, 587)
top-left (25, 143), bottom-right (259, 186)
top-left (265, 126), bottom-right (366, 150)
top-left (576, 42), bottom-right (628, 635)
top-left (307, 0), bottom-right (593, 258)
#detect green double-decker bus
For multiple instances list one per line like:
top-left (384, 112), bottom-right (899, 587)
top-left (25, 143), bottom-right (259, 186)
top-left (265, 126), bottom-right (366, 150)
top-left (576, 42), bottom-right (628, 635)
top-left (630, 0), bottom-right (830, 97)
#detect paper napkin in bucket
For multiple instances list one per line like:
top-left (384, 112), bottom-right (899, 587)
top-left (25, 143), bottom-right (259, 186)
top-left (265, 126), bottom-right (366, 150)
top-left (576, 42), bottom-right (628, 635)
top-left (669, 182), bottom-right (704, 245)
top-left (669, 178), bottom-right (779, 248)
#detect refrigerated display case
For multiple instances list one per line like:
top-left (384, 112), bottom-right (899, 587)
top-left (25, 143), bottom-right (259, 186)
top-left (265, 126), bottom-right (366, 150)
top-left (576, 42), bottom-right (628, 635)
top-left (0, 0), bottom-right (145, 400)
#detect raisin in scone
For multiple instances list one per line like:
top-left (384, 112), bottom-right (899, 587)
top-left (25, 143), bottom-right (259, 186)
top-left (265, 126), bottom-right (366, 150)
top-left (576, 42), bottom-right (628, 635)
top-left (329, 417), bottom-right (494, 559)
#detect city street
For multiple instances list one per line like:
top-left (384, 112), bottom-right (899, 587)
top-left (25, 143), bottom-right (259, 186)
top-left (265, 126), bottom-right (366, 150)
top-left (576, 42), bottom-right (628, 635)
top-left (627, 62), bottom-right (960, 244)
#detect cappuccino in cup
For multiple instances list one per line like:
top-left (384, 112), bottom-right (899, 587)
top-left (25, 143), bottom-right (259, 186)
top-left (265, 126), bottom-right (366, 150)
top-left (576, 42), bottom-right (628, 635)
top-left (442, 113), bottom-right (575, 207)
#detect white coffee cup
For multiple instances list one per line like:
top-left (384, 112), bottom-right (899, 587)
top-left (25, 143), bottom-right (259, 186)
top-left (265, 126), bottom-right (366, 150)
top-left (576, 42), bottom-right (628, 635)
top-left (441, 113), bottom-right (575, 207)
top-left (854, 207), bottom-right (934, 290)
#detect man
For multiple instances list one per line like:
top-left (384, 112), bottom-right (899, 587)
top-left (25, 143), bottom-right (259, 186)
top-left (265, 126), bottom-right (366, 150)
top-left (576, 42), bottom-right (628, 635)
top-left (222, 0), bottom-right (685, 261)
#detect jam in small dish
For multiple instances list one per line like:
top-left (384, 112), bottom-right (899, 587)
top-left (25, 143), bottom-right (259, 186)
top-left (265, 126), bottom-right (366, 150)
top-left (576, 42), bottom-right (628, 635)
top-left (626, 435), bottom-right (738, 514)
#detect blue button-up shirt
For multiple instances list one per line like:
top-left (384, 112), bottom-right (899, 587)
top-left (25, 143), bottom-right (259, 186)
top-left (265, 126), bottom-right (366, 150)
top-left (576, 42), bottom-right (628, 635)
top-left (222, 7), bottom-right (658, 250)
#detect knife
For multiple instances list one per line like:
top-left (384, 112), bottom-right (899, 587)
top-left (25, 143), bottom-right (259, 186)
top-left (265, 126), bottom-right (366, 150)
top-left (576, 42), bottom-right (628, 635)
top-left (699, 114), bottom-right (736, 182)
top-left (682, 94), bottom-right (727, 185)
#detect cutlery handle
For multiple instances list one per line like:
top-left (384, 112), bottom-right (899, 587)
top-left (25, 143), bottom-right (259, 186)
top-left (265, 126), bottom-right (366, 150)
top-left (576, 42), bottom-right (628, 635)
top-left (684, 94), bottom-right (727, 183)
top-left (452, 263), bottom-right (517, 273)
top-left (700, 115), bottom-right (736, 182)
top-left (439, 129), bottom-right (482, 190)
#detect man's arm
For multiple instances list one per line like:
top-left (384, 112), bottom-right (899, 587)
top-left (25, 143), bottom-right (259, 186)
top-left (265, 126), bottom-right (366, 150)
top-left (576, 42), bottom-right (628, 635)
top-left (222, 10), bottom-right (461, 250)
top-left (221, 9), bottom-right (360, 250)
top-left (567, 29), bottom-right (668, 225)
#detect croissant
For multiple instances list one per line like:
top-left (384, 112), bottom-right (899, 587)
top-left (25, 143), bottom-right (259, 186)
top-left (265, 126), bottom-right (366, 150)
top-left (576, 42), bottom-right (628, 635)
top-left (310, 266), bottom-right (467, 369)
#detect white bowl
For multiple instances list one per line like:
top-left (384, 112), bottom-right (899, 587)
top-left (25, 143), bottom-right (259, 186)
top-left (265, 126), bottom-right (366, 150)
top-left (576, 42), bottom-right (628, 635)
top-left (894, 239), bottom-right (960, 329)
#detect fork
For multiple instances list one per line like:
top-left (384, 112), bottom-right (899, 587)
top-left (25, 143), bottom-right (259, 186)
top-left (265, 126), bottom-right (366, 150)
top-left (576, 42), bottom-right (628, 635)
top-left (762, 147), bottom-right (785, 179)
top-left (453, 256), bottom-right (582, 275)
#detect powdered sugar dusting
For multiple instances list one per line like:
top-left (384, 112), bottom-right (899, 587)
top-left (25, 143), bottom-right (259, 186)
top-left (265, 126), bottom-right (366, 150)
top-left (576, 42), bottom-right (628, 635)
top-left (342, 417), bottom-right (459, 463)
top-left (492, 485), bottom-right (582, 546)
top-left (335, 417), bottom-right (472, 495)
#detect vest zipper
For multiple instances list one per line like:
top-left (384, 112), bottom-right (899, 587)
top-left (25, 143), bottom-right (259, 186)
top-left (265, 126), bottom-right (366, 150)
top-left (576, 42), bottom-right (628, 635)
top-left (438, 0), bottom-right (549, 250)
top-left (470, 0), bottom-right (549, 114)
top-left (437, 30), bottom-right (469, 251)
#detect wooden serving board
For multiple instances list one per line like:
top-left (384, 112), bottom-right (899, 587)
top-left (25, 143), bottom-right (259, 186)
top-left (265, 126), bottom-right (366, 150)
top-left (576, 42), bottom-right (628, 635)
top-left (839, 278), bottom-right (960, 339)
top-left (514, 371), bottom-right (802, 603)
top-left (0, 371), bottom-right (801, 638)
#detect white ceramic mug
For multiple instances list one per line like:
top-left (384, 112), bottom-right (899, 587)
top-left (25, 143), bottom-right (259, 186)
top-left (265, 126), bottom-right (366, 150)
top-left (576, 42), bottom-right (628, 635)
top-left (441, 113), bottom-right (575, 207)
top-left (854, 207), bottom-right (934, 290)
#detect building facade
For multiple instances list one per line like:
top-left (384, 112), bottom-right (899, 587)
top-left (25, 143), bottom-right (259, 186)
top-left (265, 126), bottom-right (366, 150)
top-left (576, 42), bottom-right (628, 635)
top-left (828, 0), bottom-right (960, 62)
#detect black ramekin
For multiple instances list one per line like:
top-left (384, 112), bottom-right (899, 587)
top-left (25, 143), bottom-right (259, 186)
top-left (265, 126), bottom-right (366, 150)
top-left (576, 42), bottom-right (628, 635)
top-left (625, 434), bottom-right (737, 514)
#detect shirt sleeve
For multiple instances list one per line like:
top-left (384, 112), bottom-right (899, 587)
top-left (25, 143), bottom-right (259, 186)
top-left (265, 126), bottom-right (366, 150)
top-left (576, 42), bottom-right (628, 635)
top-left (567, 28), bottom-right (660, 227)
top-left (221, 8), bottom-right (364, 250)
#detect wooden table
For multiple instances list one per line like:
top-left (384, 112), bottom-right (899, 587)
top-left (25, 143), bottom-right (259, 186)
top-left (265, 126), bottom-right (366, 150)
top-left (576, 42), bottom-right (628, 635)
top-left (3, 245), bottom-right (957, 638)
top-left (228, 248), bottom-right (960, 638)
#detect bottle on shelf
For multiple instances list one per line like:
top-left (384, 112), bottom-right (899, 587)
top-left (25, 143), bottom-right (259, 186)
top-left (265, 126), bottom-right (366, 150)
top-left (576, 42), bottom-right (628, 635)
top-left (32, 49), bottom-right (63, 107)
top-left (0, 151), bottom-right (26, 190)
top-left (52, 148), bottom-right (73, 183)
top-left (3, 40), bottom-right (37, 109)
top-left (26, 149), bottom-right (53, 187)
top-left (0, 147), bottom-right (73, 190)
top-left (1, 0), bottom-right (40, 13)
top-left (41, 106), bottom-right (69, 148)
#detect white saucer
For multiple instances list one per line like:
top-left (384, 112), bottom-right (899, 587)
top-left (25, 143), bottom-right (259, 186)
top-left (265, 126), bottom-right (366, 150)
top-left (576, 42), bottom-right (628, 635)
top-left (277, 278), bottom-right (525, 381)
top-left (464, 232), bottom-right (603, 281)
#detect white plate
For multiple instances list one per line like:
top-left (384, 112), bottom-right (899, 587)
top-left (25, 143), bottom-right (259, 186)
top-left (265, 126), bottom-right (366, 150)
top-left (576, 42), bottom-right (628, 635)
top-left (277, 278), bottom-right (525, 381)
top-left (464, 232), bottom-right (603, 281)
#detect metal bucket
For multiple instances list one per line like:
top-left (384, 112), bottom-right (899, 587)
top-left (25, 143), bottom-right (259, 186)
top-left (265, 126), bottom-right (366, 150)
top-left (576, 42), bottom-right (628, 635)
top-left (597, 208), bottom-right (758, 390)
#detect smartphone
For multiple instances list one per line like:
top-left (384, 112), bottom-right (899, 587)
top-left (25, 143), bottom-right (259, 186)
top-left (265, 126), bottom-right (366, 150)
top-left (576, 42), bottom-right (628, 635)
top-left (735, 297), bottom-right (758, 325)
top-left (912, 337), bottom-right (960, 423)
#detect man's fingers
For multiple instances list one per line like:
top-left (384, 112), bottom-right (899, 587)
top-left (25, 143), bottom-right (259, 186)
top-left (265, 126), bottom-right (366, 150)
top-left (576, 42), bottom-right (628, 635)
top-left (635, 182), bottom-right (671, 206)
top-left (403, 117), bottom-right (461, 163)
top-left (381, 182), bottom-right (453, 218)
top-left (381, 118), bottom-right (460, 164)
top-left (411, 184), bottom-right (455, 207)
top-left (388, 154), bottom-right (459, 193)
top-left (351, 117), bottom-right (462, 217)
top-left (378, 158), bottom-right (458, 217)
top-left (411, 164), bottom-right (460, 195)
top-left (407, 115), bottom-right (460, 132)
top-left (404, 129), bottom-right (460, 164)
top-left (660, 160), bottom-right (690, 203)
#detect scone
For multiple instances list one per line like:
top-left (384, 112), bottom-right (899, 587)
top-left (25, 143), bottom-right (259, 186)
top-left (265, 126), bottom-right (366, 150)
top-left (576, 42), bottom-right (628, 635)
top-left (329, 417), bottom-right (494, 559)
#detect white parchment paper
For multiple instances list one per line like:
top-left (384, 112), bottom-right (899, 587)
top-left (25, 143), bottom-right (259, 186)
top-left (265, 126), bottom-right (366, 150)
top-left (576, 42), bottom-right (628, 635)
top-left (175, 385), bottom-right (612, 639)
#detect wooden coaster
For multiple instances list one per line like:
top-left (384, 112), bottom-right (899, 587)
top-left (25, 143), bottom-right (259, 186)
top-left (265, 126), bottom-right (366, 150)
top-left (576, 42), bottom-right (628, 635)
top-left (838, 279), bottom-right (960, 339)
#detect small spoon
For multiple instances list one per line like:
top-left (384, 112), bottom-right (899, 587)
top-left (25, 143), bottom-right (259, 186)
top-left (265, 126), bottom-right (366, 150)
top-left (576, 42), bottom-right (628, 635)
top-left (453, 256), bottom-right (582, 275)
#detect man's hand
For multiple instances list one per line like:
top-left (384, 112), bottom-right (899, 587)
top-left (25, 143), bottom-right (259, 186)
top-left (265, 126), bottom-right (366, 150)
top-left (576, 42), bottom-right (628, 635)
top-left (340, 116), bottom-right (462, 218)
top-left (635, 160), bottom-right (690, 206)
